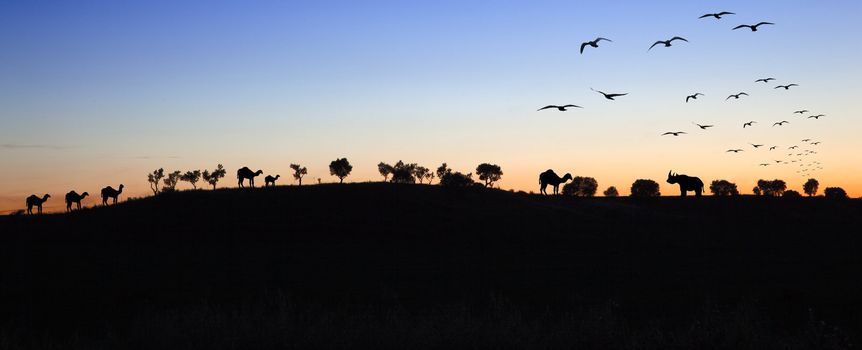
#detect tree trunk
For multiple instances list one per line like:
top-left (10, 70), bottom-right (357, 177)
top-left (340, 177), bottom-right (344, 183)
top-left (299, 178), bottom-right (302, 186)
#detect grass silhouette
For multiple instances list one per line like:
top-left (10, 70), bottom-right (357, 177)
top-left (0, 183), bottom-right (859, 348)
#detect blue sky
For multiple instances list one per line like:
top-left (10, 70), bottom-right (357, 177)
top-left (1, 0), bottom-right (861, 210)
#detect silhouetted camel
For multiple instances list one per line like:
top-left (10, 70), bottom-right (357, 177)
top-left (26, 194), bottom-right (50, 215)
top-left (539, 169), bottom-right (572, 195)
top-left (733, 22), bottom-right (774, 31)
top-left (666, 171), bottom-right (704, 197)
top-left (237, 167), bottom-right (264, 188)
top-left (65, 191), bottom-right (88, 212)
top-left (101, 184), bottom-right (124, 206)
top-left (699, 11), bottom-right (734, 19)
top-left (265, 174), bottom-right (280, 187)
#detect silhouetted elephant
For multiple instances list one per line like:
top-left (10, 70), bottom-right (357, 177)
top-left (237, 167), bottom-right (264, 188)
top-left (539, 169), bottom-right (573, 195)
top-left (65, 191), bottom-right (89, 212)
top-left (101, 184), bottom-right (124, 205)
top-left (26, 194), bottom-right (50, 215)
top-left (265, 174), bottom-right (280, 187)
top-left (666, 170), bottom-right (704, 197)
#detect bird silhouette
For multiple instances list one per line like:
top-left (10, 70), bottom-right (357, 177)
top-left (662, 131), bottom-right (687, 136)
top-left (794, 110), bottom-right (809, 114)
top-left (750, 143), bottom-right (764, 148)
top-left (538, 104), bottom-right (582, 111)
top-left (811, 141), bottom-right (821, 145)
top-left (591, 88), bottom-right (628, 100)
top-left (755, 78), bottom-right (776, 83)
top-left (727, 92), bottom-right (749, 100)
top-left (649, 36), bottom-right (688, 50)
top-left (580, 37), bottom-right (612, 54)
top-left (789, 146), bottom-right (799, 149)
top-left (759, 163), bottom-right (770, 166)
top-left (769, 146), bottom-right (777, 150)
top-left (693, 122), bottom-right (714, 130)
top-left (733, 22), bottom-right (775, 31)
top-left (743, 121), bottom-right (757, 128)
top-left (686, 93), bottom-right (704, 103)
top-left (801, 139), bottom-right (811, 142)
top-left (808, 114), bottom-right (825, 119)
top-left (774, 160), bottom-right (782, 163)
top-left (726, 149), bottom-right (744, 153)
top-left (700, 11), bottom-right (735, 19)
top-left (773, 121), bottom-right (789, 126)
top-left (775, 84), bottom-right (798, 90)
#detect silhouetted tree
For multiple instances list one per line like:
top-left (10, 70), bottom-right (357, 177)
top-left (630, 179), bottom-right (660, 197)
top-left (475, 163), bottom-right (503, 188)
top-left (603, 186), bottom-right (619, 197)
top-left (202, 164), bottom-right (227, 190)
top-left (391, 160), bottom-right (417, 184)
top-left (803, 178), bottom-right (819, 197)
top-left (436, 163), bottom-right (451, 181)
top-left (562, 176), bottom-right (598, 197)
top-left (290, 163), bottom-right (308, 185)
top-left (377, 162), bottom-right (394, 182)
top-left (824, 187), bottom-right (848, 199)
top-left (783, 190), bottom-right (802, 198)
top-left (180, 170), bottom-right (201, 189)
top-left (163, 170), bottom-right (182, 192)
top-left (709, 180), bottom-right (739, 196)
top-left (440, 171), bottom-right (475, 188)
top-left (147, 168), bottom-right (165, 195)
top-left (753, 187), bottom-right (762, 196)
top-left (329, 158), bottom-right (352, 183)
top-left (757, 179), bottom-right (786, 197)
top-left (414, 166), bottom-right (432, 184)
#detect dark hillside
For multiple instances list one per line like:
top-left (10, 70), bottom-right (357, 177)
top-left (1, 184), bottom-right (860, 349)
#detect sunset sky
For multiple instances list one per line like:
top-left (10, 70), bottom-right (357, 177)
top-left (2, 0), bottom-right (861, 213)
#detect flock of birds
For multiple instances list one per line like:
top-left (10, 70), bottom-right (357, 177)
top-left (538, 10), bottom-right (827, 178)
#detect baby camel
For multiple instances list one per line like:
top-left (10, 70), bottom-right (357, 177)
top-left (65, 191), bottom-right (89, 212)
top-left (101, 184), bottom-right (124, 206)
top-left (265, 174), bottom-right (280, 187)
top-left (26, 194), bottom-right (51, 215)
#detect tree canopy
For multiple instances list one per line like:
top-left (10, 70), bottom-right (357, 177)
top-left (475, 163), bottom-right (503, 188)
top-left (329, 158), bottom-right (353, 183)
top-left (630, 179), bottom-right (660, 197)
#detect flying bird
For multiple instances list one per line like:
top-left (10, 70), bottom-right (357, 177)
top-left (649, 36), bottom-right (688, 50)
top-left (580, 37), bottom-right (612, 54)
top-left (591, 88), bottom-right (628, 100)
top-left (726, 149), bottom-right (744, 153)
top-left (759, 163), bottom-right (770, 166)
top-left (537, 104), bottom-right (582, 111)
top-left (750, 143), bottom-right (764, 148)
top-left (662, 131), bottom-right (687, 136)
top-left (808, 114), bottom-right (825, 119)
top-left (773, 121), bottom-right (789, 126)
top-left (743, 121), bottom-right (757, 128)
top-left (686, 93), bottom-right (704, 103)
top-left (769, 146), bottom-right (777, 150)
top-left (727, 92), bottom-right (749, 100)
top-left (700, 11), bottom-right (735, 19)
top-left (794, 110), bottom-right (809, 114)
top-left (755, 78), bottom-right (776, 83)
top-left (801, 139), bottom-right (811, 142)
top-left (811, 141), bottom-right (821, 145)
top-left (789, 146), bottom-right (799, 149)
top-left (733, 22), bottom-right (775, 31)
top-left (693, 122), bottom-right (714, 130)
top-left (774, 160), bottom-right (782, 163)
top-left (775, 84), bottom-right (798, 90)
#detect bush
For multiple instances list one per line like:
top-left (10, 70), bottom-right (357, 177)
top-left (783, 190), bottom-right (802, 198)
top-left (756, 179), bottom-right (786, 197)
top-left (630, 179), bottom-right (660, 197)
top-left (562, 176), bottom-right (598, 197)
top-left (440, 172), bottom-right (476, 188)
top-left (803, 178), bottom-right (819, 197)
top-left (824, 187), bottom-right (848, 199)
top-left (603, 186), bottom-right (619, 197)
top-left (709, 180), bottom-right (739, 196)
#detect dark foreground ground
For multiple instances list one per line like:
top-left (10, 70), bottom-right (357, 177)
top-left (0, 183), bottom-right (860, 349)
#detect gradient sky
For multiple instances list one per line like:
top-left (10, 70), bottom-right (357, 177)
top-left (2, 0), bottom-right (861, 213)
